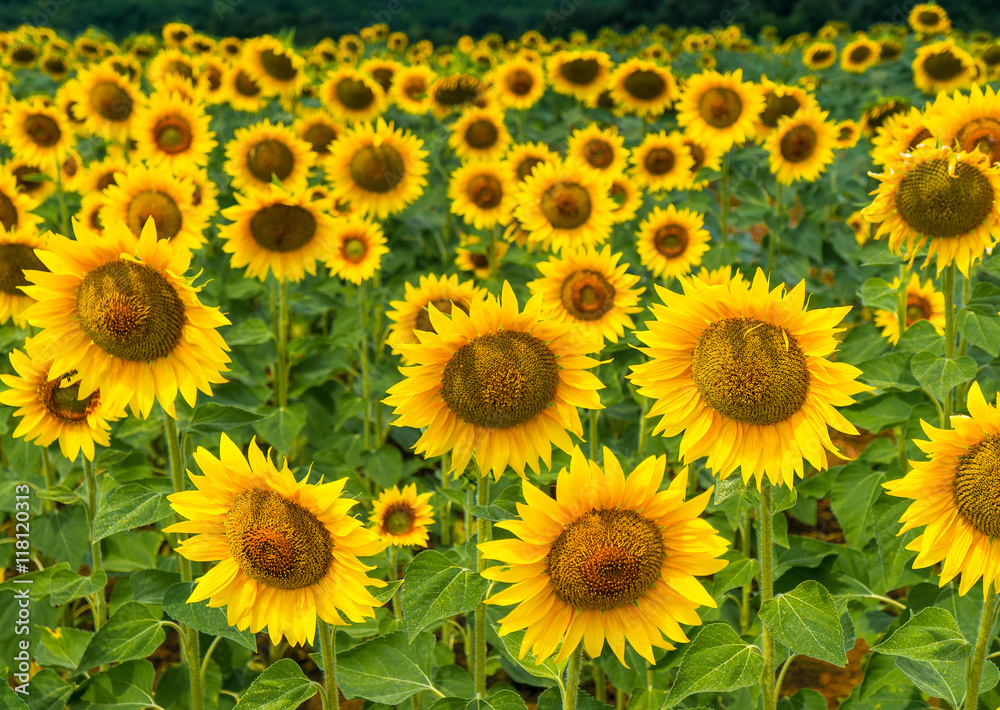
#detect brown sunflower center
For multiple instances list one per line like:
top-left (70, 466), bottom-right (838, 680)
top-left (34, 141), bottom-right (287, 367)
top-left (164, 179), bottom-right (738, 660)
top-left (779, 124), bottom-right (818, 163)
top-left (760, 94), bottom-right (802, 128)
top-left (89, 81), bottom-right (133, 122)
top-left (350, 144), bottom-right (405, 193)
top-left (0, 192), bottom-right (18, 231)
top-left (685, 142), bottom-right (706, 172)
top-left (540, 182), bottom-right (592, 229)
top-left (906, 297), bottom-right (932, 325)
top-left (382, 504), bottom-right (416, 536)
top-left (0, 243), bottom-right (46, 295)
top-left (506, 69), bottom-right (535, 95)
top-left (895, 158), bottom-right (994, 239)
top-left (955, 118), bottom-right (1000, 167)
top-left (403, 77), bottom-right (428, 100)
top-left (922, 49), bottom-right (965, 81)
top-left (645, 147), bottom-right (676, 176)
top-left (153, 116), bottom-right (193, 154)
top-left (414, 298), bottom-right (471, 334)
top-left (249, 204), bottom-right (317, 252)
top-left (39, 373), bottom-right (98, 423)
top-left (126, 190), bottom-right (183, 241)
top-left (954, 435), bottom-right (1000, 538)
top-left (440, 330), bottom-right (558, 429)
top-left (561, 269), bottom-right (615, 321)
top-left (624, 69), bottom-right (667, 100)
top-left (467, 174), bottom-right (503, 209)
top-left (260, 49), bottom-right (296, 81)
top-left (560, 58), bottom-right (600, 85)
top-left (464, 119), bottom-right (499, 150)
top-left (235, 70), bottom-right (261, 97)
top-left (433, 76), bottom-right (481, 107)
top-left (584, 139), bottom-right (613, 169)
top-left (516, 157), bottom-right (545, 182)
top-left (547, 509), bottom-right (664, 610)
top-left (23, 114), bottom-right (61, 147)
top-left (342, 236), bottom-right (369, 263)
top-left (848, 45), bottom-right (872, 64)
top-left (698, 86), bottom-right (743, 128)
top-left (654, 225), bottom-right (689, 258)
top-left (13, 167), bottom-right (45, 198)
top-left (76, 260), bottom-right (186, 361)
top-left (303, 123), bottom-right (337, 154)
top-left (810, 49), bottom-right (833, 64)
top-left (226, 488), bottom-right (334, 590)
top-left (247, 139), bottom-right (295, 185)
top-left (691, 317), bottom-right (810, 425)
top-left (984, 46), bottom-right (1000, 67)
top-left (335, 77), bottom-right (375, 110)
top-left (11, 47), bottom-right (37, 64)
top-left (918, 10), bottom-right (941, 25)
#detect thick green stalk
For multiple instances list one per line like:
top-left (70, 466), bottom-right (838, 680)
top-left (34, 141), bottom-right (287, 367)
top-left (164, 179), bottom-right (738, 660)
top-left (759, 480), bottom-right (776, 710)
top-left (593, 662), bottom-right (606, 703)
top-left (276, 280), bottom-right (290, 410)
top-left (896, 262), bottom-right (911, 342)
top-left (943, 264), bottom-right (956, 427)
top-left (965, 586), bottom-right (998, 710)
top-left (563, 644), bottom-right (584, 710)
top-left (637, 392), bottom-right (651, 459)
top-left (388, 546), bottom-right (401, 621)
top-left (740, 506), bottom-right (753, 635)
top-left (82, 456), bottom-right (105, 631)
top-left (318, 620), bottom-right (339, 710)
top-left (474, 471), bottom-right (491, 697)
top-left (767, 184), bottom-right (782, 277)
top-left (41, 448), bottom-right (54, 513)
top-left (440, 453), bottom-right (452, 546)
top-left (55, 169), bottom-right (69, 238)
top-left (359, 281), bottom-right (372, 451)
top-left (165, 415), bottom-right (192, 583)
top-left (958, 272), bottom-right (973, 407)
top-left (719, 153), bottom-right (730, 245)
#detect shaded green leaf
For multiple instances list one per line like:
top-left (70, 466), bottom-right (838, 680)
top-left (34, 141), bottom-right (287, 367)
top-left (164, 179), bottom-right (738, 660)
top-left (910, 352), bottom-right (977, 403)
top-left (663, 623), bottom-right (764, 707)
top-left (254, 404), bottom-right (307, 455)
top-left (75, 660), bottom-right (155, 709)
top-left (760, 581), bottom-right (848, 666)
top-left (76, 603), bottom-right (165, 673)
top-left (187, 403), bottom-right (267, 435)
top-left (163, 582), bottom-right (257, 652)
top-left (402, 550), bottom-right (489, 642)
top-left (873, 606), bottom-right (970, 661)
top-left (91, 482), bottom-right (172, 541)
top-left (860, 277), bottom-right (897, 312)
top-left (496, 628), bottom-right (567, 683)
top-left (958, 309), bottom-right (1000, 357)
top-left (35, 627), bottom-right (92, 670)
top-left (337, 632), bottom-right (439, 704)
top-left (894, 657), bottom-right (997, 708)
top-left (858, 353), bottom-right (920, 392)
top-left (15, 668), bottom-right (70, 710)
top-left (830, 463), bottom-right (882, 549)
top-left (234, 658), bottom-right (316, 709)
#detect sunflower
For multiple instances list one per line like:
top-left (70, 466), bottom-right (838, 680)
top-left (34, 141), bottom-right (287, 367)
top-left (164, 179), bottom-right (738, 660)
top-left (162, 22), bottom-right (193, 47)
top-left (765, 108), bottom-right (838, 185)
top-left (224, 120), bottom-right (314, 196)
top-left (385, 282), bottom-right (604, 480)
top-left (198, 58), bottom-right (229, 105)
top-left (628, 270), bottom-right (871, 488)
top-left (386, 273), bottom-right (483, 360)
top-left (219, 185), bottom-right (336, 283)
top-left (676, 69), bottom-right (764, 151)
top-left (78, 193), bottom-right (106, 235)
top-left (480, 447), bottom-right (729, 666)
top-left (608, 175), bottom-right (643, 223)
top-left (370, 483), bottom-right (435, 548)
top-left (754, 77), bottom-right (819, 141)
top-left (0, 225), bottom-right (46, 327)
top-left (242, 36), bottom-right (306, 97)
top-left (691, 264), bottom-right (746, 288)
top-left (7, 160), bottom-right (55, 205)
top-left (448, 107), bottom-right (511, 163)
top-left (293, 108), bottom-right (341, 166)
top-left (20, 218), bottom-right (231, 419)
top-left (146, 49), bottom-right (198, 89)
top-left (873, 274), bottom-right (945, 345)
top-left (802, 42), bottom-right (836, 70)
top-left (327, 118), bottom-right (428, 220)
top-left (428, 74), bottom-right (484, 119)
top-left (0, 171), bottom-right (41, 235)
top-left (390, 65), bottom-right (437, 115)
top-left (132, 92), bottom-right (216, 171)
top-left (884, 383), bottom-right (1000, 595)
top-left (913, 40), bottom-right (977, 95)
top-left (870, 108), bottom-right (933, 167)
top-left (846, 210), bottom-right (871, 246)
top-left (864, 145), bottom-right (1000, 276)
top-left (528, 245), bottom-right (644, 346)
top-left (489, 57), bottom-right (546, 110)
top-left (69, 62), bottom-right (139, 140)
top-left (566, 124), bottom-right (629, 177)
top-left (326, 216), bottom-right (388, 284)
top-left (636, 205), bottom-right (711, 279)
top-left (100, 163), bottom-right (207, 253)
top-left (222, 65), bottom-right (269, 113)
top-left (607, 59), bottom-right (678, 118)
top-left (322, 67), bottom-right (388, 123)
top-left (514, 159), bottom-right (615, 252)
top-left (832, 119), bottom-right (863, 150)
top-left (2, 98), bottom-right (72, 172)
top-left (0, 344), bottom-right (122, 461)
top-left (908, 4), bottom-right (951, 35)
top-left (981, 43), bottom-right (1000, 81)
top-left (629, 130), bottom-right (695, 193)
top-left (165, 433), bottom-right (387, 645)
top-left (840, 37), bottom-right (881, 73)
top-left (926, 84), bottom-right (1000, 170)
top-left (546, 50), bottom-right (612, 102)
top-left (860, 98), bottom-right (912, 139)
top-left (448, 161), bottom-right (516, 230)
top-left (504, 141), bottom-right (561, 184)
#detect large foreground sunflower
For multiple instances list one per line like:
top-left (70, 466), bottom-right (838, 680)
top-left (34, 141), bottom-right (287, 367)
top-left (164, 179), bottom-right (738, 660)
top-left (628, 270), bottom-right (870, 488)
top-left (20, 218), bottom-right (231, 419)
top-left (385, 283), bottom-right (604, 480)
top-left (165, 434), bottom-right (387, 645)
top-left (480, 447), bottom-right (728, 665)
top-left (884, 383), bottom-right (1000, 595)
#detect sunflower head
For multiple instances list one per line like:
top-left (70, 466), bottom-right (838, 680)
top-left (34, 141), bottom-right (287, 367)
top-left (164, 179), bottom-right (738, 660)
top-left (370, 483), bottom-right (435, 547)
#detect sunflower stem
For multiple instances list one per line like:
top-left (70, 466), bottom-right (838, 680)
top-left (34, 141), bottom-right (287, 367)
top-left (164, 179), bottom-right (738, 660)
top-left (318, 620), bottom-right (339, 710)
top-left (719, 151), bottom-right (730, 245)
top-left (759, 479), bottom-right (776, 710)
top-left (893, 425), bottom-right (909, 474)
top-left (767, 183), bottom-right (782, 278)
top-left (563, 644), bottom-right (584, 710)
top-left (181, 624), bottom-right (204, 710)
top-left (740, 506), bottom-right (753, 636)
top-left (895, 262), bottom-right (911, 342)
top-left (943, 263), bottom-right (956, 428)
top-left (82, 455), bottom-right (105, 631)
top-left (40, 448), bottom-right (54, 513)
top-left (593, 662), bottom-right (606, 703)
top-left (440, 453), bottom-right (452, 546)
top-left (388, 546), bottom-right (401, 622)
top-left (774, 654), bottom-right (799, 707)
top-left (474, 469), bottom-right (491, 697)
top-left (958, 272), bottom-right (972, 407)
top-left (637, 390), bottom-right (651, 459)
top-left (276, 279), bottom-right (290, 411)
top-left (359, 280), bottom-right (373, 452)
top-left (964, 585), bottom-right (998, 710)
top-left (55, 169), bottom-right (69, 238)
top-left (165, 414), bottom-right (193, 584)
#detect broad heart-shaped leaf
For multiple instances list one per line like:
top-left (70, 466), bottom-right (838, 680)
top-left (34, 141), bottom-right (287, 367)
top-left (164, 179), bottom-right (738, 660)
top-left (537, 686), bottom-right (613, 710)
top-left (858, 352), bottom-right (921, 392)
top-left (872, 607), bottom-right (971, 662)
top-left (336, 631), bottom-right (440, 704)
top-left (496, 627), bottom-right (568, 681)
top-left (759, 581), bottom-right (848, 666)
top-left (12, 668), bottom-right (70, 709)
top-left (75, 602), bottom-right (165, 674)
top-left (663, 623), bottom-right (764, 707)
top-left (162, 582), bottom-right (257, 651)
top-left (187, 402), bottom-right (268, 435)
top-left (429, 690), bottom-right (529, 710)
top-left (958, 309), bottom-right (1000, 357)
top-left (74, 660), bottom-right (155, 709)
top-left (0, 676), bottom-right (29, 709)
top-left (254, 404), bottom-right (307, 455)
top-left (895, 657), bottom-right (998, 708)
top-left (909, 352), bottom-right (978, 403)
top-left (859, 277), bottom-right (898, 312)
top-left (402, 550), bottom-right (489, 642)
top-left (91, 481), bottom-right (172, 541)
top-left (234, 658), bottom-right (317, 709)
top-left (35, 626), bottom-right (93, 670)
top-left (829, 463), bottom-right (881, 549)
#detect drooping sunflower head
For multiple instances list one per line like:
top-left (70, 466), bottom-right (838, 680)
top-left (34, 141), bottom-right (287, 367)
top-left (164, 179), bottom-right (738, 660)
top-left (677, 68), bottom-right (764, 150)
top-left (370, 483), bottom-right (435, 547)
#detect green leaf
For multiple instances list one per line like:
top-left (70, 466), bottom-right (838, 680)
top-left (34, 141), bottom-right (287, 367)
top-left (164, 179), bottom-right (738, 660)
top-left (35, 627), bottom-right (93, 670)
top-left (872, 607), bottom-right (971, 662)
top-left (32, 505), bottom-right (89, 570)
top-left (91, 482), bottom-right (172, 541)
top-left (337, 632), bottom-right (440, 704)
top-left (859, 245), bottom-right (904, 266)
top-left (841, 393), bottom-right (918, 433)
top-left (362, 445), bottom-right (404, 489)
top-left (759, 581), bottom-right (848, 666)
top-left (234, 658), bottom-right (317, 709)
top-left (0, 563), bottom-right (67, 601)
top-left (909, 352), bottom-right (978, 403)
top-left (858, 353), bottom-right (921, 392)
top-left (894, 657), bottom-right (997, 708)
top-left (162, 582), bottom-right (257, 652)
top-left (663, 623), bottom-right (764, 707)
top-left (254, 404), bottom-right (307, 455)
top-left (830, 463), bottom-right (882, 549)
top-left (495, 628), bottom-right (568, 682)
top-left (76, 602), bottom-right (166, 673)
top-left (894, 319), bottom-right (945, 355)
top-left (74, 660), bottom-right (156, 709)
top-left (13, 668), bottom-right (70, 710)
top-left (429, 690), bottom-right (530, 710)
top-left (402, 550), bottom-right (489, 642)
top-left (0, 677), bottom-right (29, 709)
top-left (710, 550), bottom-right (758, 599)
top-left (958, 309), bottom-right (1000, 357)
top-left (187, 403), bottom-right (267, 435)
top-left (860, 277), bottom-right (898, 312)
top-left (227, 317), bottom-right (274, 346)
top-left (537, 686), bottom-right (611, 710)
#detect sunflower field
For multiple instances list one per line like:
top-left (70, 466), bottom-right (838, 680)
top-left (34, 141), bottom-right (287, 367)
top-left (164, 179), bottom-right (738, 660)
top-left (8, 4), bottom-right (1000, 710)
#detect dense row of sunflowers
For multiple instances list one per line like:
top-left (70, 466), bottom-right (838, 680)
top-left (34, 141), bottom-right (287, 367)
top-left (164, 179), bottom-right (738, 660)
top-left (3, 3), bottom-right (1000, 709)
